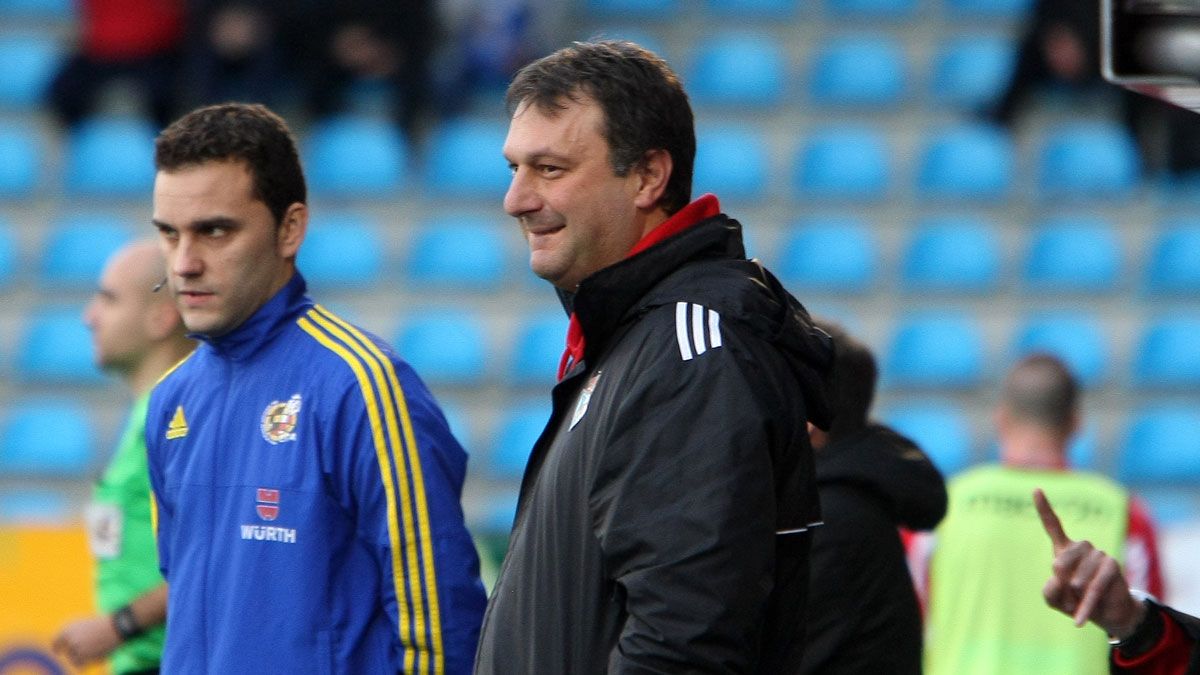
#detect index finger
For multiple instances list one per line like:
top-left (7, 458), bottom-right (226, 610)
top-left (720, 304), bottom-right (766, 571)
top-left (1033, 488), bottom-right (1072, 554)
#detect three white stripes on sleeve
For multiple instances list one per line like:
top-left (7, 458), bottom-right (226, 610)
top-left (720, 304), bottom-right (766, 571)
top-left (675, 302), bottom-right (722, 361)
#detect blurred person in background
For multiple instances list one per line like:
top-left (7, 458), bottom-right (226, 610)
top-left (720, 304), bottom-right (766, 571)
top-left (145, 103), bottom-right (484, 673)
top-left (47, 0), bottom-right (185, 130)
top-left (800, 321), bottom-right (947, 674)
top-left (177, 0), bottom-right (289, 111)
top-left (915, 354), bottom-right (1164, 674)
top-left (52, 240), bottom-right (195, 674)
top-left (1035, 488), bottom-right (1199, 674)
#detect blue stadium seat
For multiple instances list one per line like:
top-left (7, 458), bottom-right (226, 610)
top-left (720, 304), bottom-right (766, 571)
top-left (0, 34), bottom-right (62, 107)
top-left (694, 125), bottom-right (769, 199)
top-left (0, 0), bottom-right (73, 19)
top-left (1011, 313), bottom-right (1108, 388)
top-left (794, 126), bottom-right (890, 200)
top-left (14, 307), bottom-right (104, 384)
top-left (0, 121), bottom-right (41, 197)
top-left (423, 119), bottom-right (511, 198)
top-left (929, 35), bottom-right (1017, 108)
top-left (0, 218), bottom-right (17, 289)
top-left (583, 27), bottom-right (667, 61)
top-left (1132, 316), bottom-right (1200, 389)
top-left (475, 491), bottom-right (520, 536)
top-left (777, 215), bottom-right (879, 293)
top-left (916, 124), bottom-right (1014, 200)
top-left (943, 0), bottom-right (1033, 18)
top-left (883, 402), bottom-right (973, 475)
top-left (584, 0), bottom-right (677, 18)
top-left (1118, 405), bottom-right (1200, 485)
top-left (304, 116), bottom-right (408, 197)
top-left (1036, 122), bottom-right (1140, 199)
top-left (0, 489), bottom-right (71, 524)
top-left (884, 312), bottom-right (985, 388)
top-left (39, 214), bottom-right (134, 287)
top-left (703, 0), bottom-right (799, 17)
top-left (1145, 220), bottom-right (1200, 294)
top-left (808, 34), bottom-right (906, 107)
top-left (488, 400), bottom-right (550, 480)
top-left (825, 0), bottom-right (917, 17)
top-left (687, 33), bottom-right (785, 107)
top-left (297, 213), bottom-right (384, 289)
top-left (900, 215), bottom-right (1001, 293)
top-left (436, 397), bottom-right (474, 455)
top-left (394, 310), bottom-right (488, 386)
top-left (1022, 217), bottom-right (1121, 293)
top-left (509, 312), bottom-right (567, 387)
top-left (64, 117), bottom-right (157, 197)
top-left (0, 399), bottom-right (96, 477)
top-left (404, 215), bottom-right (507, 290)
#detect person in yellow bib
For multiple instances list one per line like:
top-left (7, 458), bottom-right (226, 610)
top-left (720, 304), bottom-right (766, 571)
top-left (912, 354), bottom-right (1165, 675)
top-left (53, 241), bottom-right (195, 674)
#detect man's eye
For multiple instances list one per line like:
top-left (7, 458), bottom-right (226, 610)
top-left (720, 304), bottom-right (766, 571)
top-left (539, 165), bottom-right (562, 176)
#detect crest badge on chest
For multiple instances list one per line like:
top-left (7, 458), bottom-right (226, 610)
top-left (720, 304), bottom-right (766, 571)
top-left (261, 393), bottom-right (302, 444)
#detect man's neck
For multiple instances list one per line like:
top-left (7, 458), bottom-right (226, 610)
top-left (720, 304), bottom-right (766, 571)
top-left (126, 343), bottom-right (194, 396)
top-left (1000, 427), bottom-right (1069, 470)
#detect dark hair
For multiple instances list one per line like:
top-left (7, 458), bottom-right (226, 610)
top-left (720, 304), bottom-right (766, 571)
top-left (506, 40), bottom-right (695, 214)
top-left (1002, 354), bottom-right (1079, 432)
top-left (815, 320), bottom-right (878, 439)
top-left (154, 103), bottom-right (306, 225)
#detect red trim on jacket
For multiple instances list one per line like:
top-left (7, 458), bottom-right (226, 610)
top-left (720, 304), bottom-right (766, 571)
top-left (1112, 609), bottom-right (1193, 674)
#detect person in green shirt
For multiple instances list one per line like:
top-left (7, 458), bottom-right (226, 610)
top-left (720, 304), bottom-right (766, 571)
top-left (53, 240), bottom-right (195, 674)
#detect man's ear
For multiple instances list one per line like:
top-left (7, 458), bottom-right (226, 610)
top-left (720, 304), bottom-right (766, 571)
top-left (277, 202), bottom-right (308, 259)
top-left (633, 149), bottom-right (673, 210)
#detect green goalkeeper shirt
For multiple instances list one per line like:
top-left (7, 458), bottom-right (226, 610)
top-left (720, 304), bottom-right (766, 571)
top-left (86, 393), bottom-right (165, 674)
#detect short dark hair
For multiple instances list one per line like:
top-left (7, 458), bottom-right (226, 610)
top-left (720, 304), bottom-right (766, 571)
top-left (1002, 354), bottom-right (1079, 432)
top-left (815, 320), bottom-right (878, 439)
top-left (506, 40), bottom-right (695, 215)
top-left (155, 103), bottom-right (306, 225)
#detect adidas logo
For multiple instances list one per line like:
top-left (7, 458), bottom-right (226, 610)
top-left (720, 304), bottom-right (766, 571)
top-left (166, 405), bottom-right (189, 440)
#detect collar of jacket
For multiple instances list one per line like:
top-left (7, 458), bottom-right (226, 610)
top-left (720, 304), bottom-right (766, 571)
top-left (557, 194), bottom-right (742, 367)
top-left (189, 271), bottom-right (312, 361)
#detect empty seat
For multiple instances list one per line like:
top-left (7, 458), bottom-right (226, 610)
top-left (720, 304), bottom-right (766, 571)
top-left (1011, 313), bottom-right (1108, 388)
top-left (404, 215), bottom-right (507, 290)
top-left (900, 215), bottom-right (1001, 293)
top-left (0, 218), bottom-right (17, 289)
top-left (777, 215), bottom-right (879, 293)
top-left (1022, 217), bottom-right (1121, 292)
top-left (793, 126), bottom-right (890, 200)
top-left (1144, 220), bottom-right (1200, 294)
top-left (808, 34), bottom-right (906, 107)
top-left (0, 34), bottom-right (62, 107)
top-left (687, 33), bottom-right (785, 107)
top-left (304, 116), bottom-right (408, 197)
top-left (0, 121), bottom-right (42, 197)
top-left (487, 400), bottom-right (550, 480)
top-left (1036, 122), bottom-right (1140, 199)
top-left (882, 402), bottom-right (973, 475)
top-left (584, 0), bottom-right (677, 18)
top-left (825, 0), bottom-right (917, 16)
top-left (423, 119), bottom-right (511, 197)
top-left (297, 213), bottom-right (384, 289)
top-left (703, 0), bottom-right (799, 17)
top-left (943, 0), bottom-right (1033, 18)
top-left (916, 123), bottom-right (1014, 200)
top-left (394, 310), bottom-right (488, 386)
top-left (929, 35), bottom-right (1016, 108)
top-left (509, 312), bottom-right (567, 387)
top-left (1132, 316), bottom-right (1200, 388)
top-left (0, 0), bottom-right (73, 19)
top-left (694, 125), bottom-right (769, 199)
top-left (1118, 405), bottom-right (1200, 484)
top-left (884, 312), bottom-right (985, 388)
top-left (0, 399), bottom-right (96, 477)
top-left (14, 307), bottom-right (105, 384)
top-left (64, 117), bottom-right (157, 197)
top-left (39, 214), bottom-right (134, 287)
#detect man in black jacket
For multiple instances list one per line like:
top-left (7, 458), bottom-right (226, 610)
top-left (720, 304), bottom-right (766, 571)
top-left (800, 322), bottom-right (947, 674)
top-left (475, 40), bottom-right (833, 673)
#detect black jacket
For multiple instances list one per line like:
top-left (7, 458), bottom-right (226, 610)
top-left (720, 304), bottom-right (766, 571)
top-left (475, 213), bottom-right (832, 673)
top-left (800, 424), bottom-right (948, 675)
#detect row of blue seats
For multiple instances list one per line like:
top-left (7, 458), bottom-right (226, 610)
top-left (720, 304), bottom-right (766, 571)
top-left (4, 210), bottom-right (1198, 296)
top-left (8, 303), bottom-right (1200, 391)
top-left (0, 115), bottom-right (1146, 202)
top-left (0, 30), bottom-right (1019, 112)
top-left (1, 394), bottom-right (1195, 489)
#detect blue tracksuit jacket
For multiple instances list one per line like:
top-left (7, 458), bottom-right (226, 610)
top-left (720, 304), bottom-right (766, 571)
top-left (146, 273), bottom-right (486, 674)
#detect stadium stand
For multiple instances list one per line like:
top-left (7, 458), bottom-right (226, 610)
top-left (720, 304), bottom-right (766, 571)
top-left (1132, 315), bottom-right (1200, 389)
top-left (422, 118), bottom-right (511, 197)
top-left (1010, 312), bottom-right (1109, 388)
top-left (487, 400), bottom-right (550, 481)
top-left (1035, 121), bottom-right (1141, 200)
top-left (1119, 405), bottom-right (1200, 485)
top-left (702, 0), bottom-right (799, 18)
top-left (825, 0), bottom-right (917, 18)
top-left (808, 34), bottom-right (906, 108)
top-left (0, 398), bottom-right (95, 477)
top-left (793, 125), bottom-right (890, 200)
top-left (900, 215), bottom-right (1002, 293)
top-left (38, 213), bottom-right (134, 288)
top-left (403, 215), bottom-right (508, 291)
top-left (14, 307), bottom-right (104, 384)
top-left (297, 213), bottom-right (385, 290)
top-left (882, 401), bottom-right (973, 476)
top-left (884, 312), bottom-right (986, 388)
top-left (0, 121), bottom-right (41, 198)
top-left (303, 116), bottom-right (408, 198)
top-left (0, 33), bottom-right (61, 108)
top-left (928, 34), bottom-right (1016, 109)
top-left (1144, 219), bottom-right (1200, 294)
top-left (915, 123), bottom-right (1015, 201)
top-left (63, 117), bottom-right (158, 197)
top-left (777, 214), bottom-right (879, 293)
top-left (0, 219), bottom-right (17, 289)
top-left (686, 33), bottom-right (785, 107)
top-left (1021, 216), bottom-right (1122, 293)
top-left (393, 310), bottom-right (488, 387)
top-left (693, 124), bottom-right (770, 199)
top-left (508, 311), bottom-right (568, 387)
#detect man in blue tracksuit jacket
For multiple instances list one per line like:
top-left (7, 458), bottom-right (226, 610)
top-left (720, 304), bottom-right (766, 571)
top-left (144, 103), bottom-right (486, 674)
